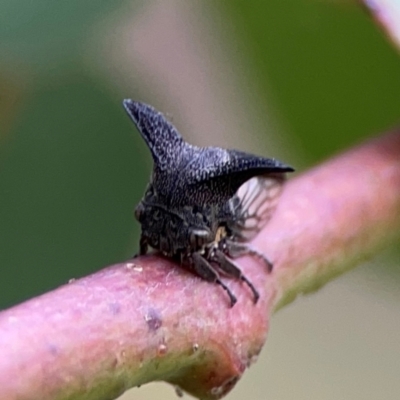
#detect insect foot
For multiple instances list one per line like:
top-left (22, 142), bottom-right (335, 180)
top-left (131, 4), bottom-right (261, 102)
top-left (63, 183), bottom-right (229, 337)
top-left (123, 99), bottom-right (294, 306)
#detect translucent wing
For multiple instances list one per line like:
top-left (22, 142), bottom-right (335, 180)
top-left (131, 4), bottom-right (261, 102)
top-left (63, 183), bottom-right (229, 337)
top-left (229, 173), bottom-right (286, 242)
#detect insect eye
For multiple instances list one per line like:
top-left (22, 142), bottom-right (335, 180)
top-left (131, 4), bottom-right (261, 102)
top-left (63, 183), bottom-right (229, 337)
top-left (134, 203), bottom-right (145, 222)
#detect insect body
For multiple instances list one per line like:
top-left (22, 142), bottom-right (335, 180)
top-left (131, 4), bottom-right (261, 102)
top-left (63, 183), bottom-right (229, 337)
top-left (123, 100), bottom-right (294, 306)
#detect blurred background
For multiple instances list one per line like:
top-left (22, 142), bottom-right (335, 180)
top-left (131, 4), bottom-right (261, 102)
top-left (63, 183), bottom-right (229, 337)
top-left (0, 0), bottom-right (399, 399)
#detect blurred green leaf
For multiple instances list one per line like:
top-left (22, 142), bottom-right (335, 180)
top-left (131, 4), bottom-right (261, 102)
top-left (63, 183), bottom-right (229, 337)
top-left (216, 0), bottom-right (400, 163)
top-left (0, 73), bottom-right (148, 308)
top-left (0, 0), bottom-right (125, 69)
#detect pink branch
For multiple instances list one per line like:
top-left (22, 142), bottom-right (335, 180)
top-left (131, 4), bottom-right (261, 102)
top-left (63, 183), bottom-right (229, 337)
top-left (1, 131), bottom-right (399, 400)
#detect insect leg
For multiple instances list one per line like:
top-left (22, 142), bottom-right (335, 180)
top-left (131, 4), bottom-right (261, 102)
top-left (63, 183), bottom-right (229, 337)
top-left (220, 239), bottom-right (273, 273)
top-left (139, 235), bottom-right (148, 255)
top-left (133, 235), bottom-right (149, 258)
top-left (190, 252), bottom-right (237, 307)
top-left (210, 249), bottom-right (259, 303)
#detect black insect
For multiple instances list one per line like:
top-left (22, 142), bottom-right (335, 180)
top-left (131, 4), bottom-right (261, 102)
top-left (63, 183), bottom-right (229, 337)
top-left (123, 100), bottom-right (294, 306)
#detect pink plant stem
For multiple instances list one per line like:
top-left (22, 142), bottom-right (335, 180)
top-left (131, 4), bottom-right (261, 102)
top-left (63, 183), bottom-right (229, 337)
top-left (0, 131), bottom-right (399, 400)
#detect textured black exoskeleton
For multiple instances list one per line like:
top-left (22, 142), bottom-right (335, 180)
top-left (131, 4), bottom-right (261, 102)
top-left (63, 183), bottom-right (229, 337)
top-left (123, 99), bottom-right (294, 306)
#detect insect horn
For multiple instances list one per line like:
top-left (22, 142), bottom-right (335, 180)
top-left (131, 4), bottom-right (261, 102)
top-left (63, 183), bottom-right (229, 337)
top-left (123, 99), bottom-right (187, 170)
top-left (183, 147), bottom-right (295, 203)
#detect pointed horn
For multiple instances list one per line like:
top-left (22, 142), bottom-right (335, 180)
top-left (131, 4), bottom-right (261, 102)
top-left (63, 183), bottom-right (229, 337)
top-left (188, 147), bottom-right (294, 183)
top-left (123, 100), bottom-right (186, 169)
top-left (179, 147), bottom-right (294, 204)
